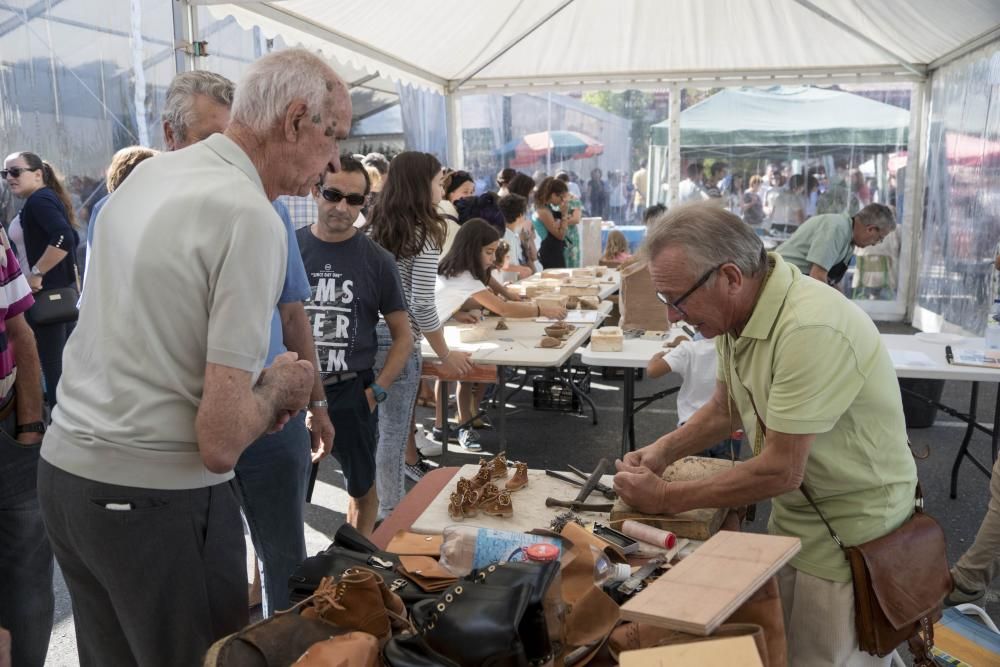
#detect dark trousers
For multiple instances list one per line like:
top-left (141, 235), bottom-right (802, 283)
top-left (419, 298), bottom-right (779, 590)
top-left (0, 405), bottom-right (54, 667)
top-left (539, 234), bottom-right (566, 269)
top-left (37, 460), bottom-right (248, 667)
top-left (25, 309), bottom-right (70, 407)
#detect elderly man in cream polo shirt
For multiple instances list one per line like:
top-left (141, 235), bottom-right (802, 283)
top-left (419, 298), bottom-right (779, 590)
top-left (614, 203), bottom-right (917, 666)
top-left (36, 48), bottom-right (351, 667)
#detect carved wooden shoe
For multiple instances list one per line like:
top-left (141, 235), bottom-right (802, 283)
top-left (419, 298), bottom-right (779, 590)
top-left (470, 465), bottom-right (493, 489)
top-left (505, 462), bottom-right (528, 491)
top-left (461, 490), bottom-right (480, 518)
top-left (480, 489), bottom-right (514, 518)
top-left (448, 492), bottom-right (464, 521)
top-left (480, 452), bottom-right (508, 479)
top-left (476, 483), bottom-right (501, 508)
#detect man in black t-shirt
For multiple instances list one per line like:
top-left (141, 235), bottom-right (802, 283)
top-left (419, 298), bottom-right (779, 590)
top-left (297, 157), bottom-right (411, 536)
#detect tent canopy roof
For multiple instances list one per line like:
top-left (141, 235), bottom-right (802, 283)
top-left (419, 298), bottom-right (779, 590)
top-left (651, 86), bottom-right (910, 154)
top-left (203, 0), bottom-right (1000, 93)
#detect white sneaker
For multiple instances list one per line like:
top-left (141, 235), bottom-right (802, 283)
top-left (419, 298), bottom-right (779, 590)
top-left (419, 439), bottom-right (443, 457)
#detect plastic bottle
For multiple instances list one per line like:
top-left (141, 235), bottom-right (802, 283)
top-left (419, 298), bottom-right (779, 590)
top-left (987, 299), bottom-right (1000, 359)
top-left (439, 525), bottom-right (563, 576)
top-left (591, 546), bottom-right (632, 587)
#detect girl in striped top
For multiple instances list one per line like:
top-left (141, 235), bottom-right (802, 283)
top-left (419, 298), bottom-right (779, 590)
top-left (367, 152), bottom-right (472, 514)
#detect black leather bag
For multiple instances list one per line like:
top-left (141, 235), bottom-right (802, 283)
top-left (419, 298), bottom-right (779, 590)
top-left (31, 285), bottom-right (79, 325)
top-left (288, 524), bottom-right (435, 607)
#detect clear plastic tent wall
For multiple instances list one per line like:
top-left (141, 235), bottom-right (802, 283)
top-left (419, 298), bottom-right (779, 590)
top-left (913, 44), bottom-right (1000, 335)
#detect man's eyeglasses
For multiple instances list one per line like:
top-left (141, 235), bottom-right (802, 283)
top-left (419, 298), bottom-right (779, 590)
top-left (1, 166), bottom-right (38, 179)
top-left (318, 187), bottom-right (366, 207)
top-left (655, 264), bottom-right (724, 320)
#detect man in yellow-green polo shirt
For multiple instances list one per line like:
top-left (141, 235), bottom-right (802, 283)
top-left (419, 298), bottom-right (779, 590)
top-left (614, 202), bottom-right (917, 666)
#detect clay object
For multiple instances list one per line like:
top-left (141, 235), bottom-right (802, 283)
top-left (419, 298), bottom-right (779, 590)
top-left (565, 295), bottom-right (580, 309)
top-left (579, 296), bottom-right (599, 310)
top-left (480, 489), bottom-right (514, 518)
top-left (470, 465), bottom-right (493, 488)
top-left (459, 327), bottom-right (487, 343)
top-left (591, 326), bottom-right (624, 352)
top-left (480, 452), bottom-right (508, 479)
top-left (664, 335), bottom-right (691, 349)
top-left (545, 324), bottom-right (570, 338)
top-left (506, 462), bottom-right (529, 491)
top-left (495, 318), bottom-right (508, 331)
top-left (460, 490), bottom-right (480, 518)
top-left (539, 336), bottom-right (561, 348)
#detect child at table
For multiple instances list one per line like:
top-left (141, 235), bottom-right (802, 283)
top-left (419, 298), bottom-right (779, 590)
top-left (647, 334), bottom-right (742, 459)
top-left (602, 229), bottom-right (632, 264)
top-left (432, 219), bottom-right (568, 450)
top-left (490, 240), bottom-right (511, 284)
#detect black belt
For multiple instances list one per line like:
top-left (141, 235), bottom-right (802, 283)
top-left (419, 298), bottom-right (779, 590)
top-left (323, 371), bottom-right (360, 386)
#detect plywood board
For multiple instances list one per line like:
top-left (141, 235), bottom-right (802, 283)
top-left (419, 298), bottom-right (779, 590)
top-left (411, 464), bottom-right (615, 535)
top-left (619, 635), bottom-right (764, 667)
top-left (620, 531), bottom-right (800, 636)
top-left (610, 457), bottom-right (737, 540)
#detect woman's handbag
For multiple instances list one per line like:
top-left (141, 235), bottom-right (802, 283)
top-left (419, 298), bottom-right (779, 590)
top-left (800, 484), bottom-right (951, 665)
top-left (31, 286), bottom-right (79, 325)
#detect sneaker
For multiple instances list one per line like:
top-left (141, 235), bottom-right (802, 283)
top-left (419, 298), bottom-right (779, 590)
top-left (945, 580), bottom-right (985, 606)
top-left (418, 439), bottom-right (443, 457)
top-left (471, 414), bottom-right (493, 430)
top-left (458, 428), bottom-right (482, 451)
top-left (404, 457), bottom-right (435, 482)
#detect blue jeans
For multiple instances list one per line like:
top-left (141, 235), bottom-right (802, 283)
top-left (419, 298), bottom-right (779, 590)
top-left (373, 322), bottom-right (422, 517)
top-left (0, 409), bottom-right (54, 667)
top-left (235, 413), bottom-right (311, 616)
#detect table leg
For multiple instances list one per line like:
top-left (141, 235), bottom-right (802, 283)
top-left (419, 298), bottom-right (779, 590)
top-left (439, 379), bottom-right (450, 450)
top-left (621, 368), bottom-right (635, 458)
top-left (496, 365), bottom-right (507, 454)
top-left (950, 381), bottom-right (980, 499)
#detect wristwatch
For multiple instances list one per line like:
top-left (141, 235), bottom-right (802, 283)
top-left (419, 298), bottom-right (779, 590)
top-left (309, 400), bottom-right (328, 409)
top-left (368, 382), bottom-right (388, 404)
top-left (30, 265), bottom-right (43, 277)
top-left (16, 421), bottom-right (46, 434)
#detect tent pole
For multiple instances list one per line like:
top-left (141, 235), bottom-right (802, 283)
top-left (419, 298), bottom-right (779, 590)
top-left (173, 0), bottom-right (197, 73)
top-left (901, 80), bottom-right (929, 324)
top-left (446, 93), bottom-right (463, 169)
top-left (667, 82), bottom-right (681, 207)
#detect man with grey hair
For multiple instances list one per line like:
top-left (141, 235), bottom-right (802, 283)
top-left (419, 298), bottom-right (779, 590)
top-left (614, 203), bottom-right (917, 665)
top-left (161, 70), bottom-right (234, 150)
top-left (38, 48), bottom-right (350, 666)
top-left (778, 202), bottom-right (896, 285)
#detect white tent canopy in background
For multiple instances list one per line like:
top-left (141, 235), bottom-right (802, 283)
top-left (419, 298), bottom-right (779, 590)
top-left (200, 0), bottom-right (1000, 93)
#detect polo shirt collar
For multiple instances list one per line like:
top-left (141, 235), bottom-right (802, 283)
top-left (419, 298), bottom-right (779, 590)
top-left (201, 133), bottom-right (266, 194)
top-left (739, 252), bottom-right (795, 341)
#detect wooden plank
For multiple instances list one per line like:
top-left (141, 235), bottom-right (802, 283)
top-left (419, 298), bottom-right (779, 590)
top-left (619, 635), bottom-right (764, 667)
top-left (610, 456), bottom-right (737, 540)
top-left (620, 531), bottom-right (800, 636)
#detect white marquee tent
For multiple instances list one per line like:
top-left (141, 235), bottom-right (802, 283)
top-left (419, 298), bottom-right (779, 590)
top-left (196, 0), bottom-right (1000, 323)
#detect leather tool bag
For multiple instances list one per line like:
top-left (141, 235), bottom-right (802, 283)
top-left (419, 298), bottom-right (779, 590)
top-left (801, 484), bottom-right (951, 664)
top-left (288, 524), bottom-right (436, 607)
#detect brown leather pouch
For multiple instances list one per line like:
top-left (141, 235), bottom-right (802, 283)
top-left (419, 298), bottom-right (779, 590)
top-left (386, 531), bottom-right (443, 557)
top-left (802, 485), bottom-right (951, 664)
top-left (397, 556), bottom-right (458, 593)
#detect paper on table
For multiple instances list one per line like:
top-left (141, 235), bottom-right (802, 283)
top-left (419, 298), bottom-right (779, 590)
top-left (889, 349), bottom-right (938, 368)
top-left (536, 310), bottom-right (603, 324)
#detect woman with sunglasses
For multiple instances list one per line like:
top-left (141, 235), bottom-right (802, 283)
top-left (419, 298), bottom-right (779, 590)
top-left (3, 152), bottom-right (79, 407)
top-left (367, 152), bottom-right (472, 513)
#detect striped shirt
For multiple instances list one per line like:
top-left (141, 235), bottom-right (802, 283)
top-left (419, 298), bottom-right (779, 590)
top-left (0, 228), bottom-right (35, 399)
top-left (396, 239), bottom-right (442, 339)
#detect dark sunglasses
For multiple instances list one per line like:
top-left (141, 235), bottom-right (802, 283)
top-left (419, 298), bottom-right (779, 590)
top-left (1, 166), bottom-right (39, 179)
top-left (318, 186), bottom-right (366, 206)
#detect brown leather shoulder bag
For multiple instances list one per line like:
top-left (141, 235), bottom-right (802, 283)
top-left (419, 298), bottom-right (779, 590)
top-left (800, 484), bottom-right (951, 665)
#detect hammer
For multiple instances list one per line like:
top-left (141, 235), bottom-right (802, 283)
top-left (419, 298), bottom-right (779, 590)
top-left (545, 458), bottom-right (611, 512)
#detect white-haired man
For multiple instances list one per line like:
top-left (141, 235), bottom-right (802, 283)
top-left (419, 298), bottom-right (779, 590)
top-left (614, 203), bottom-right (918, 665)
top-left (37, 48), bottom-right (351, 666)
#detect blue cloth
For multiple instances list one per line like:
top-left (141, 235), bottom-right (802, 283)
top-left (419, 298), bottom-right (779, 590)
top-left (266, 200), bottom-right (312, 366)
top-left (601, 225), bottom-right (647, 254)
top-left (235, 413), bottom-right (311, 616)
top-left (85, 192), bottom-right (109, 252)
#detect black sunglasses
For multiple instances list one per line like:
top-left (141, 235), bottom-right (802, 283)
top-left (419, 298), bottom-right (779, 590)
top-left (1, 166), bottom-right (39, 179)
top-left (318, 186), bottom-right (366, 206)
top-left (655, 264), bottom-right (724, 320)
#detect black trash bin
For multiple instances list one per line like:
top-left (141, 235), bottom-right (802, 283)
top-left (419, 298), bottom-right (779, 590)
top-left (898, 378), bottom-right (946, 429)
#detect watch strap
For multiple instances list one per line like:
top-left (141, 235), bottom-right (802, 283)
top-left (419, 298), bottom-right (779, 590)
top-left (16, 421), bottom-right (46, 434)
top-left (309, 399), bottom-right (329, 409)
